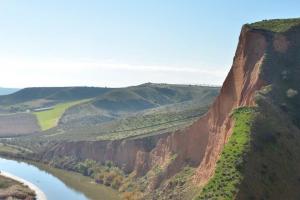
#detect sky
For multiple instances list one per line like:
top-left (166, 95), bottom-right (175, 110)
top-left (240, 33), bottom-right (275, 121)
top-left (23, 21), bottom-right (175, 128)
top-left (0, 0), bottom-right (299, 88)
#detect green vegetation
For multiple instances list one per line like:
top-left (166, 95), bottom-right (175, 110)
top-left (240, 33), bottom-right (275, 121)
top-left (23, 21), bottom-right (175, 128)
top-left (35, 162), bottom-right (120, 200)
top-left (156, 166), bottom-right (197, 200)
top-left (0, 143), bottom-right (24, 154)
top-left (92, 84), bottom-right (219, 112)
top-left (0, 86), bottom-right (111, 106)
top-left (47, 157), bottom-right (140, 198)
top-left (249, 18), bottom-right (300, 32)
top-left (39, 102), bottom-right (209, 141)
top-left (0, 176), bottom-right (17, 189)
top-left (235, 98), bottom-right (300, 199)
top-left (34, 99), bottom-right (90, 130)
top-left (196, 107), bottom-right (256, 200)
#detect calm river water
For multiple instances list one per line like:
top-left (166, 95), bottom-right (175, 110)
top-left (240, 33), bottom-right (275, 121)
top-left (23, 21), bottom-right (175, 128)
top-left (0, 157), bottom-right (119, 200)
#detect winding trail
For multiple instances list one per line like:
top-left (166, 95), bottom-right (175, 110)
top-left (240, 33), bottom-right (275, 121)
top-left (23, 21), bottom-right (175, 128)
top-left (0, 170), bottom-right (47, 200)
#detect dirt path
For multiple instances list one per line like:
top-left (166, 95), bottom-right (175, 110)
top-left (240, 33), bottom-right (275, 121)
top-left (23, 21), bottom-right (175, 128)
top-left (0, 171), bottom-right (47, 200)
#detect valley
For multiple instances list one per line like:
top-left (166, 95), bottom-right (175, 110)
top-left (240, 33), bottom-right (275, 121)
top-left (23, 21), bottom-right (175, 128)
top-left (0, 83), bottom-right (219, 199)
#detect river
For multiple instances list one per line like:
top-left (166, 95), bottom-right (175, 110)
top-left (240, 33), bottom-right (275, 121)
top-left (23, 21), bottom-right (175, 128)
top-left (0, 157), bottom-right (120, 200)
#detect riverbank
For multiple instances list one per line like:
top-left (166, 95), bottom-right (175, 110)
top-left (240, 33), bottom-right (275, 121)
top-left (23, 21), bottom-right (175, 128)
top-left (0, 171), bottom-right (47, 200)
top-left (0, 157), bottom-right (120, 200)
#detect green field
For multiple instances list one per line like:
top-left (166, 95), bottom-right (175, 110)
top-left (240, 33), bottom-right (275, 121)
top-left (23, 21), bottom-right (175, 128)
top-left (34, 99), bottom-right (90, 131)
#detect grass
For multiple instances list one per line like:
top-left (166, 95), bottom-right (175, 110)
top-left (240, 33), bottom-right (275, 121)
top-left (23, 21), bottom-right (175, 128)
top-left (195, 107), bottom-right (255, 200)
top-left (249, 18), bottom-right (300, 32)
top-left (34, 99), bottom-right (90, 131)
top-left (0, 143), bottom-right (22, 155)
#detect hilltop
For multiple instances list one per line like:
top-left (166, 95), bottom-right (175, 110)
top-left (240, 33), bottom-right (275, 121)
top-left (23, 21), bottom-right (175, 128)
top-left (0, 86), bottom-right (112, 107)
top-left (249, 17), bottom-right (300, 32)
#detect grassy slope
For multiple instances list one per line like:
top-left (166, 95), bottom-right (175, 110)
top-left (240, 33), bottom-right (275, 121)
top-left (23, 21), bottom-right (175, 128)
top-left (34, 99), bottom-right (90, 131)
top-left (0, 87), bottom-right (110, 105)
top-left (235, 98), bottom-right (300, 200)
top-left (195, 107), bottom-right (255, 200)
top-left (249, 18), bottom-right (300, 32)
top-left (92, 84), bottom-right (219, 112)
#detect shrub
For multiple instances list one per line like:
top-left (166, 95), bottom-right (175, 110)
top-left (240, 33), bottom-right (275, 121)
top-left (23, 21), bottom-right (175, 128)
top-left (286, 88), bottom-right (298, 98)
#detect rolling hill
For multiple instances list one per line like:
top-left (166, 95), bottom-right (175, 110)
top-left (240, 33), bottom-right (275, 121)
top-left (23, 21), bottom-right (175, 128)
top-left (0, 86), bottom-right (112, 106)
top-left (59, 83), bottom-right (219, 129)
top-left (0, 83), bottom-right (219, 137)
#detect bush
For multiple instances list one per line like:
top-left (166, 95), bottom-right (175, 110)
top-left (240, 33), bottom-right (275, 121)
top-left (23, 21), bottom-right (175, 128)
top-left (286, 88), bottom-right (298, 98)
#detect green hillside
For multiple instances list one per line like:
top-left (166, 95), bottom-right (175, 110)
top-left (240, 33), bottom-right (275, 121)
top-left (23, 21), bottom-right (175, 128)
top-left (0, 86), bottom-right (112, 106)
top-left (92, 83), bottom-right (219, 112)
top-left (249, 18), bottom-right (300, 32)
top-left (58, 84), bottom-right (219, 130)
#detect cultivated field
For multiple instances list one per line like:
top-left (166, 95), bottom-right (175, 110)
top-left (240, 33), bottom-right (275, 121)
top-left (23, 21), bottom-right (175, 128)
top-left (34, 99), bottom-right (91, 131)
top-left (0, 113), bottom-right (40, 137)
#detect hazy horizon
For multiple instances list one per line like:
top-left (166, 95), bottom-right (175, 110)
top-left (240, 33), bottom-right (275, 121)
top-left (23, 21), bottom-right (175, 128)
top-left (0, 82), bottom-right (222, 90)
top-left (0, 0), bottom-right (299, 88)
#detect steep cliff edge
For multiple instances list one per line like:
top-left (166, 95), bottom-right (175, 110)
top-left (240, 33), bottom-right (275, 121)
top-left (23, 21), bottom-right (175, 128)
top-left (197, 18), bottom-right (300, 199)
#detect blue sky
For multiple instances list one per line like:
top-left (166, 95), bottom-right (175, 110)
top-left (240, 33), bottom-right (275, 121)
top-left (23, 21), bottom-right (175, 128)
top-left (0, 0), bottom-right (299, 87)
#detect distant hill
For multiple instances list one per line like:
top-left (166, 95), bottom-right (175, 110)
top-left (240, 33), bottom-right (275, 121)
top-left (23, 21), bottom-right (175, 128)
top-left (0, 88), bottom-right (20, 95)
top-left (92, 83), bottom-right (219, 111)
top-left (0, 87), bottom-right (113, 108)
top-left (0, 83), bottom-right (220, 136)
top-left (0, 84), bottom-right (219, 111)
top-left (59, 83), bottom-right (220, 128)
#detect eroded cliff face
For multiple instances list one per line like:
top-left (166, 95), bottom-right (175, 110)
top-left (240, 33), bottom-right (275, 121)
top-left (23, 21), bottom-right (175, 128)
top-left (132, 25), bottom-right (268, 188)
top-left (38, 25), bottom-right (270, 191)
top-left (192, 25), bottom-right (267, 185)
top-left (39, 132), bottom-right (169, 174)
